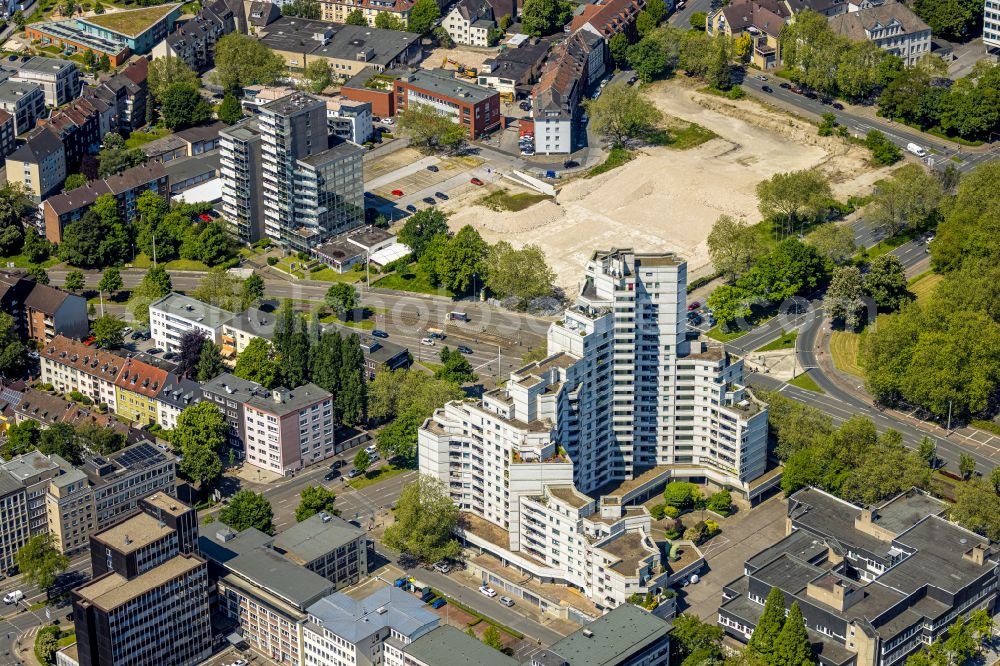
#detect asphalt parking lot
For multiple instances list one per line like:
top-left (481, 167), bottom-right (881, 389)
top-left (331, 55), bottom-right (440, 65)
top-left (680, 495), bottom-right (788, 620)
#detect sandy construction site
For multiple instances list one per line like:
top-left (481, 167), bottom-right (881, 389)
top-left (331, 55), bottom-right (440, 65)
top-left (441, 78), bottom-right (892, 294)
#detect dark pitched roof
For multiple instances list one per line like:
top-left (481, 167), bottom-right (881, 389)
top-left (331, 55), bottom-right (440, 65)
top-left (828, 1), bottom-right (929, 40)
top-left (24, 282), bottom-right (69, 314)
top-left (43, 162), bottom-right (166, 216)
top-left (9, 128), bottom-right (64, 164)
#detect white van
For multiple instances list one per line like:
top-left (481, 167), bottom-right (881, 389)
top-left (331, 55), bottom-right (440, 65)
top-left (906, 142), bottom-right (927, 157)
top-left (4, 590), bottom-right (23, 604)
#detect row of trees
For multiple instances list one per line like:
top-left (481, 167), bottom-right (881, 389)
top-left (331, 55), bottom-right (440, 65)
top-left (397, 208), bottom-right (557, 307)
top-left (369, 368), bottom-right (463, 461)
top-left (864, 162), bottom-right (1000, 418)
top-left (2, 418), bottom-right (125, 463)
top-left (823, 255), bottom-right (910, 329)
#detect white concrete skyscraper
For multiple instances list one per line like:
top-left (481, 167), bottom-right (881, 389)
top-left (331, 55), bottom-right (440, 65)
top-left (419, 249), bottom-right (769, 611)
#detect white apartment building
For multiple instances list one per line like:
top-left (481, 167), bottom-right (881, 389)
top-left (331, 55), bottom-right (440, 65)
top-left (985, 0), bottom-right (1000, 48)
top-left (243, 384), bottom-right (336, 475)
top-left (13, 57), bottom-right (82, 107)
top-left (40, 335), bottom-right (123, 411)
top-left (149, 292), bottom-right (235, 353)
top-left (829, 1), bottom-right (931, 66)
top-left (303, 586), bottom-right (439, 666)
top-left (419, 249), bottom-right (767, 610)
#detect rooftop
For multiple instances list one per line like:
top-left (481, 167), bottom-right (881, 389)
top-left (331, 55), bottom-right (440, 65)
top-left (150, 292), bottom-right (234, 329)
top-left (0, 79), bottom-right (42, 104)
top-left (25, 20), bottom-right (129, 57)
top-left (546, 604), bottom-right (671, 666)
top-left (597, 531), bottom-right (657, 576)
top-left (24, 281), bottom-right (71, 314)
top-left (142, 492), bottom-right (190, 518)
top-left (83, 440), bottom-right (174, 487)
top-left (81, 3), bottom-right (181, 37)
top-left (244, 382), bottom-right (331, 416)
top-left (200, 372), bottom-right (264, 399)
top-left (74, 554), bottom-right (203, 611)
top-left (400, 68), bottom-right (498, 104)
top-left (17, 56), bottom-right (77, 75)
top-left (258, 18), bottom-right (420, 68)
top-left (9, 129), bottom-right (62, 164)
top-left (828, 0), bottom-right (930, 40)
top-left (0, 450), bottom-right (65, 483)
top-left (404, 625), bottom-right (518, 666)
top-left (272, 513), bottom-right (364, 565)
top-left (91, 511), bottom-right (175, 554)
top-left (306, 585), bottom-right (438, 643)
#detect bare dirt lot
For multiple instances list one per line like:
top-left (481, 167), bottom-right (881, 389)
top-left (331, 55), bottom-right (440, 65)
top-left (422, 45), bottom-right (501, 75)
top-left (440, 78), bottom-right (892, 294)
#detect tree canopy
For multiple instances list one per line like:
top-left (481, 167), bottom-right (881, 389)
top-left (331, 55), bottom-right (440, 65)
top-left (214, 33), bottom-right (286, 91)
top-left (219, 490), bottom-right (274, 533)
top-left (383, 475), bottom-right (461, 561)
top-left (174, 402), bottom-right (226, 486)
top-left (295, 485), bottom-right (337, 522)
top-left (585, 82), bottom-right (663, 145)
top-left (148, 56), bottom-right (199, 100)
top-left (15, 534), bottom-right (68, 591)
top-left (396, 104), bottom-right (467, 151)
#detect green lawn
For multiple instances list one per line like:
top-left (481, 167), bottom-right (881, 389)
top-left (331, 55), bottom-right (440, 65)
top-left (908, 271), bottom-right (942, 304)
top-left (755, 330), bottom-right (797, 352)
top-left (588, 145), bottom-right (634, 177)
top-left (276, 257), bottom-right (306, 279)
top-left (164, 258), bottom-right (210, 271)
top-left (347, 463), bottom-right (410, 489)
top-left (308, 267), bottom-right (364, 283)
top-left (707, 312), bottom-right (775, 343)
top-left (374, 269), bottom-right (454, 297)
top-left (124, 127), bottom-right (170, 150)
top-left (830, 330), bottom-right (866, 377)
top-left (0, 253), bottom-right (61, 268)
top-left (84, 4), bottom-right (180, 37)
top-left (476, 188), bottom-right (552, 212)
top-left (57, 630), bottom-right (77, 648)
top-left (664, 122), bottom-right (718, 150)
top-left (788, 372), bottom-right (824, 393)
top-left (861, 229), bottom-right (918, 260)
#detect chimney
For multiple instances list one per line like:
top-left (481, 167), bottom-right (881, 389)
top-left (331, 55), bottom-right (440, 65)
top-left (124, 534), bottom-right (131, 545)
top-left (964, 543), bottom-right (987, 566)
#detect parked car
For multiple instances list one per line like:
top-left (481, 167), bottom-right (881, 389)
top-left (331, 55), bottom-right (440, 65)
top-left (431, 598), bottom-right (447, 609)
top-left (762, 85), bottom-right (773, 93)
top-left (331, 459), bottom-right (346, 469)
top-left (164, 352), bottom-right (178, 361)
top-left (391, 189), bottom-right (404, 196)
top-left (832, 102), bottom-right (844, 110)
top-left (456, 346), bottom-right (473, 354)
top-left (628, 75), bottom-right (639, 85)
top-left (348, 468), bottom-right (363, 479)
top-left (470, 177), bottom-right (484, 185)
top-left (427, 165), bottom-right (439, 172)
top-left (804, 91), bottom-right (818, 100)
top-left (429, 331), bottom-right (446, 339)
top-left (499, 596), bottom-right (515, 607)
top-left (688, 301), bottom-right (701, 311)
top-left (433, 561), bottom-right (451, 573)
top-left (148, 348), bottom-right (163, 354)
top-left (519, 101), bottom-right (531, 111)
top-left (122, 326), bottom-right (132, 335)
top-left (372, 329), bottom-right (389, 338)
top-left (365, 444), bottom-right (377, 455)
top-left (689, 314), bottom-right (703, 326)
top-left (790, 85), bottom-right (803, 94)
top-left (435, 191), bottom-right (448, 200)
top-left (131, 331), bottom-right (143, 340)
top-left (479, 586), bottom-right (497, 598)
top-left (83, 335), bottom-right (96, 346)
top-left (421, 338), bottom-right (436, 346)
top-left (324, 470), bottom-right (340, 481)
top-left (757, 74), bottom-right (767, 81)
top-left (3, 590), bottom-right (23, 604)
top-left (779, 82), bottom-right (791, 89)
top-left (820, 96), bottom-right (832, 105)
top-left (422, 197), bottom-right (437, 205)
top-left (406, 204), bottom-right (418, 213)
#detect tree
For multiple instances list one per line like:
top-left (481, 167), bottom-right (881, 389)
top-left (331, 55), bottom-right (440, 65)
top-left (193, 267), bottom-right (242, 311)
top-left (774, 602), bottom-right (816, 666)
top-left (241, 274), bottom-right (265, 310)
top-left (234, 337), bottom-right (280, 387)
top-left (174, 402), bottom-right (226, 486)
top-left (35, 628), bottom-right (60, 665)
top-left (733, 32), bottom-right (752, 61)
top-left (93, 0), bottom-right (104, 12)
top-left (282, 0), bottom-right (321, 17)
top-left (26, 265), bottom-right (49, 285)
top-left (436, 225), bottom-right (489, 293)
top-left (336, 334), bottom-right (366, 426)
top-left (59, 196), bottom-right (130, 267)
top-left (91, 315), bottom-right (126, 348)
top-left (708, 215), bottom-right (762, 282)
top-left (864, 255), bottom-right (910, 312)
top-left (756, 170), bottom-right (833, 238)
top-left (303, 59), bottom-right (332, 93)
top-left (609, 32), bottom-right (629, 66)
top-left (627, 33), bottom-right (671, 84)
top-left (959, 453), bottom-right (976, 480)
top-left (663, 482), bottom-right (701, 510)
top-left (521, 0), bottom-right (561, 35)
top-left (368, 369), bottom-right (464, 422)
top-left (217, 92), bottom-right (244, 125)
top-left (912, 0), bottom-right (979, 39)
top-left (585, 82), bottom-right (663, 145)
top-left (942, 615), bottom-right (977, 665)
top-left (917, 436), bottom-right (936, 468)
top-left (748, 587), bottom-right (786, 662)
top-left (484, 241), bottom-right (555, 305)
top-left (866, 164), bottom-right (943, 237)
top-left (99, 267), bottom-right (123, 298)
top-left (179, 330), bottom-right (206, 378)
top-left (353, 448), bottom-right (372, 473)
top-left (214, 33), bottom-right (287, 91)
top-left (76, 421), bottom-right (125, 455)
top-left (689, 11), bottom-right (706, 29)
top-left (706, 490), bottom-right (732, 515)
top-left (148, 56), bottom-right (199, 100)
top-left (408, 0), bottom-right (440, 33)
top-left (345, 8), bottom-right (367, 24)
top-left (383, 475), bottom-right (461, 562)
top-left (196, 339), bottom-right (226, 381)
top-left (160, 82), bottom-right (212, 130)
top-left (806, 223), bottom-right (856, 265)
top-left (824, 265), bottom-right (866, 329)
top-left (376, 407), bottom-right (426, 461)
top-left (295, 485), bottom-right (337, 522)
top-left (636, 10), bottom-right (656, 36)
top-left (482, 625), bottom-right (504, 651)
top-left (97, 133), bottom-right (147, 177)
top-left (670, 614), bottom-right (724, 663)
top-left (64, 173), bottom-right (87, 191)
top-left (375, 11), bottom-right (406, 29)
top-left (779, 11), bottom-right (845, 95)
top-left (15, 534), bottom-right (68, 592)
top-left (38, 423), bottom-right (82, 464)
top-left (325, 282), bottom-right (359, 315)
top-left (219, 490), bottom-right (274, 533)
top-left (436, 347), bottom-right (476, 384)
top-left (836, 41), bottom-right (887, 102)
top-left (22, 229), bottom-right (51, 264)
top-left (950, 478), bottom-right (1000, 540)
top-left (865, 130), bottom-right (902, 166)
top-left (64, 270), bottom-right (85, 293)
top-left (399, 208), bottom-right (449, 258)
top-left (645, 0), bottom-right (666, 24)
top-left (128, 266), bottom-right (172, 325)
top-left (396, 104), bottom-right (467, 152)
top-left (2, 418), bottom-right (38, 459)
top-left (0, 312), bottom-right (26, 379)
top-left (433, 25), bottom-right (454, 47)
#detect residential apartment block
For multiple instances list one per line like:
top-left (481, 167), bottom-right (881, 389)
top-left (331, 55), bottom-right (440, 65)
top-left (0, 79), bottom-right (45, 134)
top-left (42, 162), bottom-right (169, 243)
top-left (6, 128), bottom-right (67, 200)
top-left (718, 487), bottom-right (999, 666)
top-left (152, 0), bottom-right (238, 71)
top-left (71, 496), bottom-right (211, 666)
top-left (0, 273), bottom-right (88, 345)
top-left (0, 110), bottom-right (15, 159)
top-left (257, 92), bottom-right (365, 251)
top-left (219, 117), bottom-right (266, 244)
top-left (272, 512), bottom-right (366, 589)
top-left (394, 69), bottom-right (501, 139)
top-left (149, 292), bottom-right (235, 353)
top-left (316, 0), bottom-right (413, 27)
top-left (419, 249), bottom-right (767, 610)
top-left (0, 470), bottom-right (31, 572)
top-left (114, 357), bottom-right (169, 425)
top-left (443, 0), bottom-right (515, 46)
top-left (0, 451), bottom-right (69, 539)
top-left (13, 57), bottom-right (82, 107)
top-left (828, 0), bottom-right (930, 66)
top-left (530, 30), bottom-right (606, 154)
top-left (200, 373), bottom-right (262, 453)
top-left (987, 0), bottom-right (1000, 49)
top-left (243, 383), bottom-right (336, 475)
top-left (570, 0), bottom-right (646, 39)
top-left (40, 336), bottom-right (126, 411)
top-left (707, 0), bottom-right (788, 69)
top-left (220, 305), bottom-right (276, 356)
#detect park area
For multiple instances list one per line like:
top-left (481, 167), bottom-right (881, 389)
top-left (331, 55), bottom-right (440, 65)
top-left (436, 78), bottom-right (891, 295)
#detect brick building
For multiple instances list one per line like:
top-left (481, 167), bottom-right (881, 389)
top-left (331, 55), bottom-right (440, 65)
top-left (394, 69), bottom-right (501, 139)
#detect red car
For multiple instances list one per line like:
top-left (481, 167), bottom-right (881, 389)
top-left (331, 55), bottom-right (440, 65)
top-left (470, 177), bottom-right (484, 186)
top-left (688, 302), bottom-right (701, 311)
top-left (83, 335), bottom-right (96, 346)
top-left (391, 189), bottom-right (404, 197)
top-left (198, 213), bottom-right (213, 222)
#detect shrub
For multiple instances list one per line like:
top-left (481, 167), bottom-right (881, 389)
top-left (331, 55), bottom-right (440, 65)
top-left (706, 489), bottom-right (732, 516)
top-left (684, 521), bottom-right (710, 543)
top-left (69, 390), bottom-right (84, 402)
top-left (663, 482), bottom-right (702, 510)
top-left (705, 519), bottom-right (720, 536)
top-left (650, 503), bottom-right (666, 520)
top-left (266, 256), bottom-right (279, 266)
top-left (865, 130), bottom-right (902, 166)
top-left (663, 504), bottom-right (681, 519)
